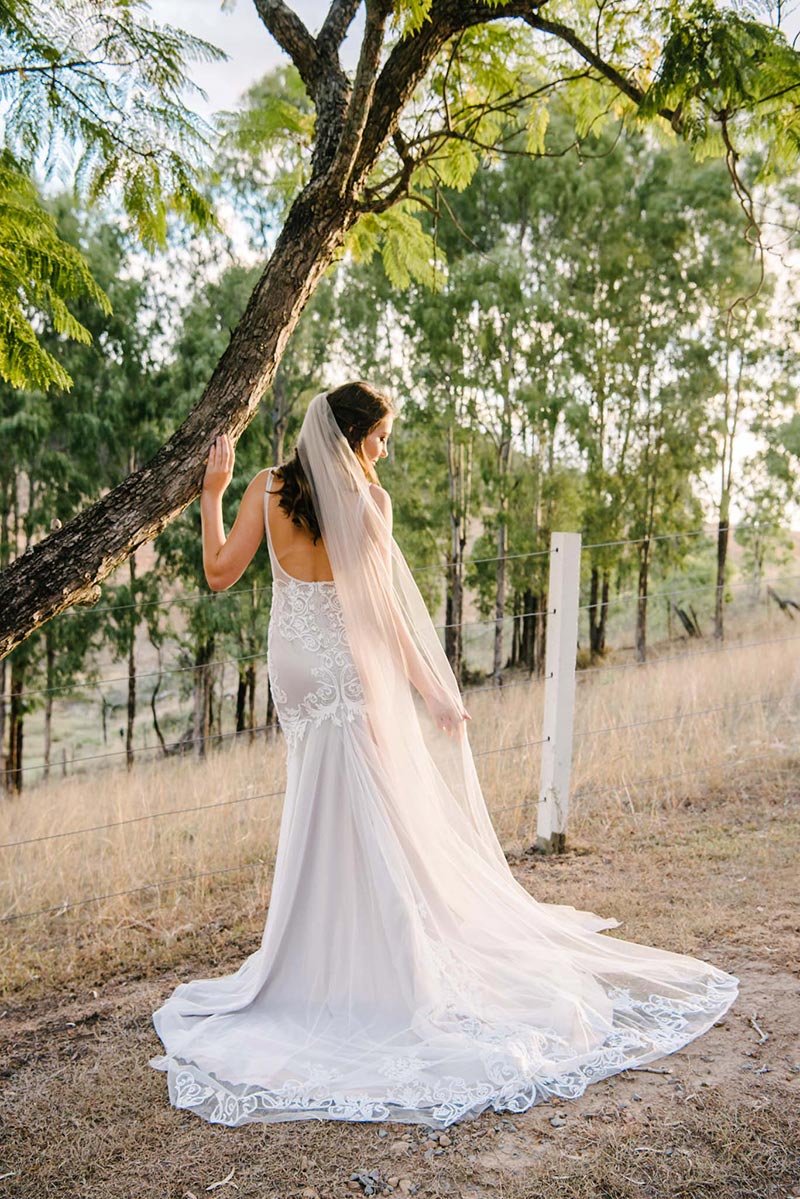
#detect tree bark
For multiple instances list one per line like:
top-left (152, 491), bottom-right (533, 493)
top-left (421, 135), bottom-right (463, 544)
top-left (635, 539), bottom-right (651, 663)
top-left (126, 555), bottom-right (137, 769)
top-left (0, 658), bottom-right (6, 797)
top-left (599, 570), bottom-right (609, 654)
top-left (0, 186), bottom-right (358, 660)
top-left (236, 667), bottom-right (247, 734)
top-left (44, 628), bottom-right (54, 780)
top-left (4, 660), bottom-right (24, 793)
top-left (492, 512), bottom-right (507, 684)
top-left (492, 426), bottom-right (511, 684)
top-left (444, 427), bottom-right (471, 686)
top-left (150, 671), bottom-right (167, 755)
top-left (247, 662), bottom-right (257, 741)
top-left (0, 0), bottom-right (477, 661)
top-left (714, 515), bottom-right (729, 640)
top-left (588, 565), bottom-right (601, 660)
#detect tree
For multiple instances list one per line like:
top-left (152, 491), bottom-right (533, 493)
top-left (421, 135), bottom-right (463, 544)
top-left (3, 0), bottom-right (800, 658)
top-left (0, 0), bottom-right (221, 390)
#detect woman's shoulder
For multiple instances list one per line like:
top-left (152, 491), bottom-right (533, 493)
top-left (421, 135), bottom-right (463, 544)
top-left (368, 482), bottom-right (392, 513)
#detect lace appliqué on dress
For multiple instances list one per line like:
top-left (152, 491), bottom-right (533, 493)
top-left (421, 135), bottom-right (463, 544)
top-left (163, 971), bottom-right (737, 1128)
top-left (268, 578), bottom-right (366, 750)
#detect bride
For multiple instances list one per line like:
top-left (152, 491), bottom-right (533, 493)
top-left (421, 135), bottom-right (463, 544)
top-left (150, 380), bottom-right (737, 1128)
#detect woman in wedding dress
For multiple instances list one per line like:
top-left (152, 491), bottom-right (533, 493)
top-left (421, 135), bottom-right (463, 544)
top-left (151, 380), bottom-right (738, 1128)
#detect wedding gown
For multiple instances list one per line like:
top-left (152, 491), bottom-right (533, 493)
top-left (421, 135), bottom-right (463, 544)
top-left (150, 465), bottom-right (738, 1128)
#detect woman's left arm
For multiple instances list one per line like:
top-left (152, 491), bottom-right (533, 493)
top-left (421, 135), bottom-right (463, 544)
top-left (201, 433), bottom-right (268, 591)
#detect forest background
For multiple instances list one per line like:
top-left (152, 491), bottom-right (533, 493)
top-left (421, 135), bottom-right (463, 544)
top-left (1, 0), bottom-right (799, 793)
top-left (1, 8), bottom-right (800, 1193)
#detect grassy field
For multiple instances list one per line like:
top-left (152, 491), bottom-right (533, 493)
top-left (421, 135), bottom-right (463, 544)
top-left (1, 607), bottom-right (799, 1198)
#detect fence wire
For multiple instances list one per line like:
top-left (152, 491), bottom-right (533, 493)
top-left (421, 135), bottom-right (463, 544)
top-left (577, 573), bottom-right (800, 613)
top-left (491, 747), bottom-right (796, 818)
top-left (3, 523), bottom-right (797, 928)
top-left (5, 745), bottom-right (795, 925)
top-left (575, 633), bottom-right (800, 678)
top-left (1, 861), bottom-right (267, 925)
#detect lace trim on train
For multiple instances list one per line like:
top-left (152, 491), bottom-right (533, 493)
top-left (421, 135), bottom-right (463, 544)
top-left (165, 972), bottom-right (737, 1127)
top-left (268, 577), bottom-right (366, 749)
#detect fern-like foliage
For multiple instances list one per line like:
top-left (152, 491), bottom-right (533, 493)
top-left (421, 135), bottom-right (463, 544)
top-left (0, 151), bottom-right (110, 391)
top-left (0, 0), bottom-right (224, 388)
top-left (0, 0), bottom-right (223, 244)
top-left (640, 0), bottom-right (800, 174)
top-left (346, 199), bottom-right (445, 291)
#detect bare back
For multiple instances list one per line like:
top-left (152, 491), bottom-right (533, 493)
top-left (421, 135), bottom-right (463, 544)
top-left (265, 469), bottom-right (335, 583)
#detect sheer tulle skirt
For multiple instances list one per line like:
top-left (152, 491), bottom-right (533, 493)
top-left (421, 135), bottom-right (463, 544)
top-left (151, 695), bottom-right (737, 1128)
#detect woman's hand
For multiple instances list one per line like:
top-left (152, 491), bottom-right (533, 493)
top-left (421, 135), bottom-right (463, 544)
top-left (203, 433), bottom-right (235, 498)
top-left (424, 685), bottom-right (472, 739)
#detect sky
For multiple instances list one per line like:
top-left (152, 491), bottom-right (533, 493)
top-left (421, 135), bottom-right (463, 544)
top-left (148, 1), bottom-right (363, 116)
top-left (150, 0), bottom-right (800, 119)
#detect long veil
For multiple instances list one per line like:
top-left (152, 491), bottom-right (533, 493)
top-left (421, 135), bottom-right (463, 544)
top-left (149, 390), bottom-right (738, 1129)
top-left (296, 390), bottom-right (506, 865)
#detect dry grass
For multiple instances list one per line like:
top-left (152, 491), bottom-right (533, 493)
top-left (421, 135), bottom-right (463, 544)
top-left (1, 604), bottom-right (799, 1199)
top-left (1, 612), bottom-right (798, 995)
top-left (1, 775), bottom-right (798, 1198)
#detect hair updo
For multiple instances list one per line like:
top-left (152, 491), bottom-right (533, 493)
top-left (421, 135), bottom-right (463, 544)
top-left (273, 380), bottom-right (395, 544)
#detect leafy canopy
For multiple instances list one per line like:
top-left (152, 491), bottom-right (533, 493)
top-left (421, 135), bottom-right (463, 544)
top-left (223, 1), bottom-right (800, 296)
top-left (0, 0), bottom-right (223, 390)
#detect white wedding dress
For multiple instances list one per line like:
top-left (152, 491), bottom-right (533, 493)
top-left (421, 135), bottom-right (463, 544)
top-left (150, 466), bottom-right (738, 1128)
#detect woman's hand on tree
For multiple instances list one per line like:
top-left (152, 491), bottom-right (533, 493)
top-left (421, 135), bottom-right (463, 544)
top-left (204, 433), bottom-right (235, 498)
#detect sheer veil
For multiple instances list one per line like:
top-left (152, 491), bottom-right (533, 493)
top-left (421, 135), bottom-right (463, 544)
top-left (296, 390), bottom-right (505, 862)
top-left (148, 389), bottom-right (739, 1130)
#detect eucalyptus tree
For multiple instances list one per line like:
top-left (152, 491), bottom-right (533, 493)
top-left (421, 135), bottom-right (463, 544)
top-left (0, 199), bottom-right (170, 786)
top-left (4, 0), bottom-right (800, 658)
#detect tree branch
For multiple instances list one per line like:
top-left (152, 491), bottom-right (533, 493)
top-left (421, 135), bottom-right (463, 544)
top-left (328, 0), bottom-right (391, 193)
top-left (523, 12), bottom-right (677, 126)
top-left (252, 0), bottom-right (321, 97)
top-left (318, 0), bottom-right (362, 57)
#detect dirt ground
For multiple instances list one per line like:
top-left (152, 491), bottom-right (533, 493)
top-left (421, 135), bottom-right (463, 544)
top-left (1, 779), bottom-right (799, 1199)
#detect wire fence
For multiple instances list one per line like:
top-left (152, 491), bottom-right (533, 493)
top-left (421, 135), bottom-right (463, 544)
top-left (1, 521), bottom-right (798, 927)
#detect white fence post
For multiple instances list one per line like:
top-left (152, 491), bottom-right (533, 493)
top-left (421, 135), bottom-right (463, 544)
top-left (536, 531), bottom-right (582, 854)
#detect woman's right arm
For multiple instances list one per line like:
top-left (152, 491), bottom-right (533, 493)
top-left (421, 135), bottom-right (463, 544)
top-left (369, 482), bottom-right (470, 738)
top-left (201, 433), bottom-right (269, 591)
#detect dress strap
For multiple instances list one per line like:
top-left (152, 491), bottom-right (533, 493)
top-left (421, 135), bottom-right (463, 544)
top-left (263, 468), bottom-right (291, 582)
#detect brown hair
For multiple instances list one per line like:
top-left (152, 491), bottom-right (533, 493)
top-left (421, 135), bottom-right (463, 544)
top-left (273, 381), bottom-right (395, 544)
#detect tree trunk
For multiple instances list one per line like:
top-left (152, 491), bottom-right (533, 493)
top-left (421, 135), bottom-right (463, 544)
top-left (492, 514), bottom-right (507, 684)
top-left (0, 658), bottom-right (5, 797)
top-left (635, 540), bottom-right (651, 663)
top-left (714, 514), bottom-right (729, 640)
top-left (522, 587), bottom-right (534, 676)
top-left (247, 663), bottom-right (257, 741)
top-left (44, 628), bottom-right (54, 780)
top-left (192, 637), bottom-right (214, 759)
top-left (599, 571), bottom-right (609, 654)
top-left (236, 667), bottom-right (247, 733)
top-left (444, 426), bottom-right (469, 686)
top-left (126, 555), bottom-right (137, 769)
top-left (509, 589), bottom-right (521, 667)
top-left (150, 672), bottom-right (167, 755)
top-left (588, 565), bottom-right (601, 660)
top-left (266, 677), bottom-right (279, 737)
top-left (0, 0), bottom-right (680, 665)
top-left (4, 659), bottom-right (24, 793)
top-left (535, 599), bottom-right (547, 678)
